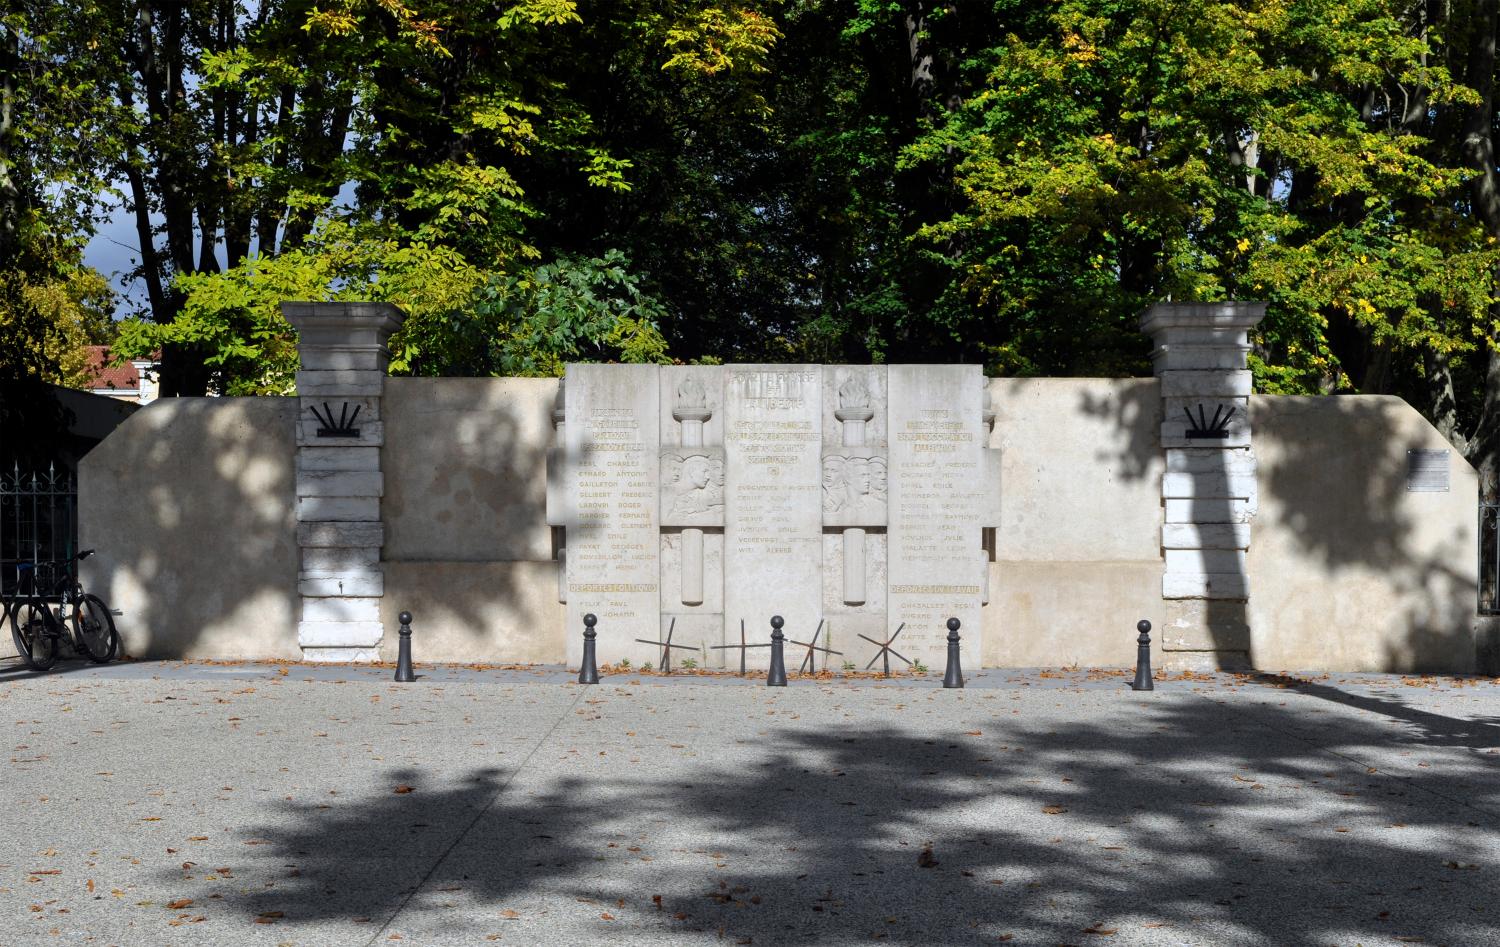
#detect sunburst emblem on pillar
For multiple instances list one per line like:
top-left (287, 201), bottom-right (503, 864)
top-left (309, 401), bottom-right (362, 438)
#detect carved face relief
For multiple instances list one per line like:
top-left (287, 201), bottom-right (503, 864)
top-left (665, 451), bottom-right (724, 520)
top-left (822, 452), bottom-right (887, 523)
top-left (847, 456), bottom-right (871, 496)
top-left (684, 453), bottom-right (711, 489)
top-left (822, 456), bottom-right (847, 513)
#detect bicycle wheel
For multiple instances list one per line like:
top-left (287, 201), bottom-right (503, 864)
top-left (72, 594), bottom-right (118, 663)
top-left (11, 603), bottom-right (59, 672)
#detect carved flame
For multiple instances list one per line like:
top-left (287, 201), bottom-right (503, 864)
top-left (838, 374), bottom-right (869, 410)
top-left (677, 375), bottom-right (707, 408)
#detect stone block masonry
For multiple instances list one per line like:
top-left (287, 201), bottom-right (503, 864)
top-left (283, 301), bottom-right (405, 662)
top-left (1141, 302), bottom-right (1265, 662)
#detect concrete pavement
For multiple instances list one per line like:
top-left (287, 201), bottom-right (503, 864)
top-left (3, 659), bottom-right (1500, 945)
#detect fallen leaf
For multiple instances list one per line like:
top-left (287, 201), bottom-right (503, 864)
top-left (500, 909), bottom-right (520, 919)
top-left (1042, 805), bottom-right (1067, 815)
top-left (393, 785), bottom-right (415, 795)
top-left (166, 898), bottom-right (194, 910)
top-left (85, 879), bottom-right (94, 893)
top-left (600, 912), bottom-right (615, 920)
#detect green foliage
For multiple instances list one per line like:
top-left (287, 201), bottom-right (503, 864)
top-left (0, 222), bottom-right (115, 387)
top-left (468, 250), bottom-right (672, 377)
top-left (17, 0), bottom-right (1500, 471)
top-left (114, 219), bottom-right (488, 394)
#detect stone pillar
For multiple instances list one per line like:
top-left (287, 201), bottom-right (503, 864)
top-left (1141, 302), bottom-right (1264, 663)
top-left (283, 301), bottom-right (405, 662)
top-left (834, 375), bottom-right (876, 605)
top-left (672, 377), bottom-right (714, 605)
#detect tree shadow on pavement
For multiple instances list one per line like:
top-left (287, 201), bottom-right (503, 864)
top-left (1253, 672), bottom-right (1500, 749)
top-left (170, 691), bottom-right (1500, 945)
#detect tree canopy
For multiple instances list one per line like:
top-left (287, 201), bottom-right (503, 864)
top-left (3, 0), bottom-right (1499, 485)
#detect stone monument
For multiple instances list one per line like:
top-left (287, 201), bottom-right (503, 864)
top-left (559, 363), bottom-right (991, 668)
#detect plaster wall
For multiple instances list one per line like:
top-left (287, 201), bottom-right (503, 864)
top-left (1248, 395), bottom-right (1481, 673)
top-left (982, 378), bottom-right (1164, 666)
top-left (381, 377), bottom-right (555, 562)
top-left (377, 561), bottom-right (564, 664)
top-left (71, 378), bottom-right (1492, 673)
top-left (78, 398), bottom-right (300, 659)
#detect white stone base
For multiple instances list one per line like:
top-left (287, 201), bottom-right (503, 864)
top-left (298, 572), bottom-right (385, 597)
top-left (1159, 650), bottom-right (1252, 672)
top-left (1163, 572), bottom-right (1250, 599)
top-left (300, 646), bottom-right (382, 663)
top-left (298, 620), bottom-right (383, 648)
top-left (302, 596), bottom-right (382, 622)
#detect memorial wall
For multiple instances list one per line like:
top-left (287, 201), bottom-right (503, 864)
top-left (76, 299), bottom-right (1496, 673)
top-left (552, 364), bottom-right (998, 669)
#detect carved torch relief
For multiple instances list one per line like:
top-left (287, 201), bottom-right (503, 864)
top-left (660, 374), bottom-right (725, 606)
top-left (823, 371), bottom-right (887, 605)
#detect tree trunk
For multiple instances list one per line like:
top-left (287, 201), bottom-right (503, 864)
top-left (1425, 345), bottom-right (1468, 452)
top-left (1460, 2), bottom-right (1500, 492)
top-left (1463, 1), bottom-right (1500, 234)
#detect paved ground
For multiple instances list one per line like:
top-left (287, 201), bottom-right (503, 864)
top-left (3, 659), bottom-right (1500, 946)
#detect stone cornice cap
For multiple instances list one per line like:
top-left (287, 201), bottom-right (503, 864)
top-left (281, 301), bottom-right (407, 341)
top-left (1139, 301), bottom-right (1267, 335)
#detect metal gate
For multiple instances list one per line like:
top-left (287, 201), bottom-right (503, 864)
top-left (0, 463), bottom-right (77, 596)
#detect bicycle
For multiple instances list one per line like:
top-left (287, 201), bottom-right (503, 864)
top-left (8, 550), bottom-right (118, 671)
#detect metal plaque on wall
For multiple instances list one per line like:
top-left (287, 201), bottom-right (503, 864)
top-left (1406, 449), bottom-right (1450, 493)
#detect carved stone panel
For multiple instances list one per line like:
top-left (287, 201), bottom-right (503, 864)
top-left (563, 363), bottom-right (661, 666)
top-left (886, 364), bottom-right (985, 668)
top-left (723, 366), bottom-right (822, 666)
top-left (659, 449), bottom-right (726, 527)
top-left (820, 448), bottom-right (888, 527)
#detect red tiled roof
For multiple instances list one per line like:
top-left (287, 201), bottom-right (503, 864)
top-left (84, 345), bottom-right (149, 391)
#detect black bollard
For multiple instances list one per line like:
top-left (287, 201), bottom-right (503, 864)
top-left (767, 616), bottom-right (788, 687)
top-left (579, 613), bottom-right (600, 685)
top-left (394, 611), bottom-right (416, 682)
top-left (1130, 619), bottom-right (1154, 691)
top-left (943, 617), bottom-right (964, 689)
